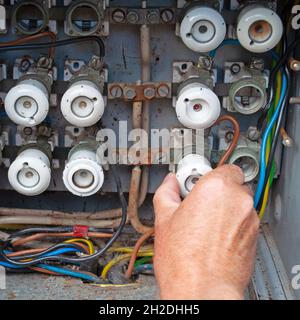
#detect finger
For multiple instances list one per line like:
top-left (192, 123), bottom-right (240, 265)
top-left (153, 173), bottom-right (181, 226)
top-left (241, 184), bottom-right (254, 197)
top-left (206, 164), bottom-right (245, 186)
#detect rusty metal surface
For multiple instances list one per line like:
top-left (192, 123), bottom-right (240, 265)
top-left (108, 82), bottom-right (172, 101)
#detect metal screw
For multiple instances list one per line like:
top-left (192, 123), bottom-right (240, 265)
top-left (38, 56), bottom-right (50, 68)
top-left (127, 11), bottom-right (139, 24)
top-left (112, 9), bottom-right (126, 23)
top-left (90, 57), bottom-right (101, 69)
top-left (289, 58), bottom-right (300, 72)
top-left (37, 125), bottom-right (51, 137)
top-left (144, 87), bottom-right (156, 99)
top-left (110, 85), bottom-right (123, 98)
top-left (23, 127), bottom-right (33, 136)
top-left (283, 137), bottom-right (294, 148)
top-left (281, 127), bottom-right (294, 148)
top-left (124, 87), bottom-right (137, 100)
top-left (247, 127), bottom-right (261, 141)
top-left (198, 56), bottom-right (212, 70)
top-left (160, 9), bottom-right (174, 23)
top-left (225, 131), bottom-right (234, 143)
top-left (230, 63), bottom-right (241, 75)
top-left (146, 10), bottom-right (159, 24)
top-left (19, 58), bottom-right (31, 73)
top-left (157, 84), bottom-right (170, 98)
top-left (250, 58), bottom-right (265, 71)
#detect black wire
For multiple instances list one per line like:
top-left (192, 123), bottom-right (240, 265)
top-left (0, 166), bottom-right (127, 267)
top-left (0, 36), bottom-right (105, 59)
top-left (2, 226), bottom-right (73, 250)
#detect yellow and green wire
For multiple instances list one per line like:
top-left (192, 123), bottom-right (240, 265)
top-left (259, 48), bottom-right (283, 219)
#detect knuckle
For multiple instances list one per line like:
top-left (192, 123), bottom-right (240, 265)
top-left (239, 194), bottom-right (255, 219)
top-left (205, 175), bottom-right (227, 191)
top-left (229, 164), bottom-right (244, 177)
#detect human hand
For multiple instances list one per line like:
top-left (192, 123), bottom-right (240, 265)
top-left (153, 165), bottom-right (259, 300)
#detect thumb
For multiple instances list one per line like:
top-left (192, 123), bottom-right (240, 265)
top-left (153, 173), bottom-right (181, 227)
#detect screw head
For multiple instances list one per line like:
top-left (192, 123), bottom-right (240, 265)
top-left (38, 56), bottom-right (51, 69)
top-left (290, 59), bottom-right (300, 72)
top-left (225, 131), bottom-right (234, 143)
top-left (112, 9), bottom-right (126, 23)
top-left (127, 11), bottom-right (139, 24)
top-left (110, 85), bottom-right (123, 98)
top-left (23, 127), bottom-right (33, 136)
top-left (146, 10), bottom-right (159, 24)
top-left (251, 58), bottom-right (265, 71)
top-left (124, 87), bottom-right (136, 100)
top-left (198, 56), bottom-right (212, 70)
top-left (157, 84), bottom-right (170, 98)
top-left (19, 58), bottom-right (31, 73)
top-left (144, 87), bottom-right (156, 99)
top-left (160, 9), bottom-right (174, 23)
top-left (247, 127), bottom-right (261, 141)
top-left (230, 63), bottom-right (241, 75)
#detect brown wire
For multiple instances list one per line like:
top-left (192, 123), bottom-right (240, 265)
top-left (12, 232), bottom-right (112, 247)
top-left (7, 247), bottom-right (48, 257)
top-left (7, 241), bottom-right (90, 257)
top-left (214, 115), bottom-right (241, 167)
top-left (29, 266), bottom-right (60, 276)
top-left (125, 228), bottom-right (154, 279)
top-left (0, 31), bottom-right (57, 58)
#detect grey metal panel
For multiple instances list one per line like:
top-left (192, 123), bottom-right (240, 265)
top-left (252, 226), bottom-right (294, 300)
top-left (269, 65), bottom-right (300, 299)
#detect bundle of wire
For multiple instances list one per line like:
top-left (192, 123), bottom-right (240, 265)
top-left (254, 0), bottom-right (298, 217)
top-left (101, 246), bottom-right (154, 281)
top-left (255, 50), bottom-right (287, 218)
top-left (0, 164), bottom-right (127, 282)
top-left (206, 2), bottom-right (295, 219)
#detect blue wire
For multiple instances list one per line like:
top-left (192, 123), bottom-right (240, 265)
top-left (0, 261), bottom-right (99, 282)
top-left (36, 264), bottom-right (99, 282)
top-left (254, 70), bottom-right (287, 208)
top-left (41, 248), bottom-right (79, 258)
top-left (134, 264), bottom-right (153, 273)
top-left (0, 261), bottom-right (21, 268)
top-left (0, 246), bottom-right (100, 281)
top-left (208, 43), bottom-right (283, 208)
top-left (4, 247), bottom-right (80, 258)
